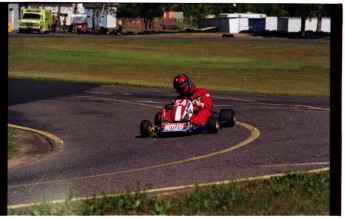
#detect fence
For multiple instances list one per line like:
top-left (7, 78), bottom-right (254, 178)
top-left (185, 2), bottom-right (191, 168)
top-left (119, 17), bottom-right (177, 32)
top-left (120, 18), bottom-right (145, 31)
top-left (160, 18), bottom-right (177, 30)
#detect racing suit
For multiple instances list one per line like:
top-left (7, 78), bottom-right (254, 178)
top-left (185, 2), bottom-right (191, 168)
top-left (160, 88), bottom-right (213, 125)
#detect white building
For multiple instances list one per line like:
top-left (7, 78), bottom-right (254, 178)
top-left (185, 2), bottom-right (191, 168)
top-left (201, 12), bottom-right (331, 34)
top-left (200, 13), bottom-right (266, 33)
top-left (85, 6), bottom-right (117, 29)
top-left (305, 17), bottom-right (330, 32)
top-left (221, 13), bottom-right (266, 33)
top-left (265, 16), bottom-right (278, 31)
top-left (277, 17), bottom-right (331, 33)
top-left (277, 17), bottom-right (301, 32)
top-left (320, 17), bottom-right (331, 32)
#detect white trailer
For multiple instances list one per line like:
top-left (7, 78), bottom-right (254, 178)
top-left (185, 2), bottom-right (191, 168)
top-left (215, 18), bottom-right (248, 34)
top-left (305, 17), bottom-right (318, 31)
top-left (265, 16), bottom-right (278, 31)
top-left (200, 14), bottom-right (331, 34)
top-left (277, 17), bottom-right (301, 32)
top-left (85, 6), bottom-right (117, 29)
top-left (305, 17), bottom-right (331, 33)
top-left (278, 17), bottom-right (331, 33)
top-left (99, 13), bottom-right (117, 29)
top-left (220, 13), bottom-right (266, 33)
top-left (321, 17), bottom-right (331, 32)
top-left (43, 4), bottom-right (85, 26)
top-left (71, 13), bottom-right (87, 25)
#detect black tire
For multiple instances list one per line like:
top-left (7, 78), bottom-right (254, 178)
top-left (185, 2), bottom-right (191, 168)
top-left (140, 120), bottom-right (153, 137)
top-left (219, 109), bottom-right (236, 127)
top-left (206, 116), bottom-right (220, 133)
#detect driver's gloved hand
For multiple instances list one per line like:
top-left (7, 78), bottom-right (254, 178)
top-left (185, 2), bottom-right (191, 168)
top-left (165, 103), bottom-right (173, 110)
top-left (193, 99), bottom-right (204, 109)
top-left (160, 117), bottom-right (168, 123)
top-left (183, 112), bottom-right (192, 121)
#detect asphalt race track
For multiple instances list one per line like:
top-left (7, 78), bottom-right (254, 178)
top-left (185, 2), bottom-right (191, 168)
top-left (8, 78), bottom-right (330, 208)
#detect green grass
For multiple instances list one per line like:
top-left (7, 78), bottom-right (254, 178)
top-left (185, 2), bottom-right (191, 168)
top-left (8, 127), bottom-right (19, 158)
top-left (8, 35), bottom-right (330, 97)
top-left (10, 171), bottom-right (329, 215)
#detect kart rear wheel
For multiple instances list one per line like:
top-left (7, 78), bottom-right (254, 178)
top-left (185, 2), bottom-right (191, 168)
top-left (219, 109), bottom-right (236, 127)
top-left (206, 116), bottom-right (220, 133)
top-left (140, 120), bottom-right (154, 137)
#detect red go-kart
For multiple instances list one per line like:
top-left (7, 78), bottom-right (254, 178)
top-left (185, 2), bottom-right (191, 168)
top-left (140, 97), bottom-right (236, 137)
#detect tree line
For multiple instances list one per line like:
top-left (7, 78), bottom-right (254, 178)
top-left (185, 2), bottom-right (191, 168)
top-left (19, 3), bottom-right (331, 35)
top-left (116, 4), bottom-right (331, 34)
top-left (116, 4), bottom-right (331, 19)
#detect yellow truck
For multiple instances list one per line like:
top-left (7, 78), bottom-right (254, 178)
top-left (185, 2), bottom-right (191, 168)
top-left (19, 9), bottom-right (52, 33)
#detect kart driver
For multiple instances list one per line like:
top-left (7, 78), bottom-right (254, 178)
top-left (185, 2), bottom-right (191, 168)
top-left (158, 74), bottom-right (213, 125)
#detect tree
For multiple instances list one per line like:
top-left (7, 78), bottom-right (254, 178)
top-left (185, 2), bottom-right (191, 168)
top-left (315, 4), bottom-right (331, 33)
top-left (115, 3), bottom-right (331, 34)
top-left (56, 5), bottom-right (60, 31)
top-left (117, 3), bottom-right (163, 30)
top-left (138, 3), bottom-right (164, 30)
top-left (116, 3), bottom-right (141, 17)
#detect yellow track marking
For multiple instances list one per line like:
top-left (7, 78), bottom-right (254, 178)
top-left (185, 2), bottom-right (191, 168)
top-left (8, 121), bottom-right (259, 189)
top-left (260, 162), bottom-right (329, 168)
top-left (7, 124), bottom-right (64, 150)
top-left (8, 167), bottom-right (329, 210)
top-left (9, 92), bottom-right (328, 209)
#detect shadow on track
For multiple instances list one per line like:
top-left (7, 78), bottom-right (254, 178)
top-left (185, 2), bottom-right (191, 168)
top-left (8, 79), bottom-right (99, 106)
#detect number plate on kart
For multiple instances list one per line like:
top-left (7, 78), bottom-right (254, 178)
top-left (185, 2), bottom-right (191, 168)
top-left (161, 123), bottom-right (187, 132)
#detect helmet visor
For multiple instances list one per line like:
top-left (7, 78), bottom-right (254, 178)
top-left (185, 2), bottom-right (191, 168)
top-left (175, 80), bottom-right (189, 94)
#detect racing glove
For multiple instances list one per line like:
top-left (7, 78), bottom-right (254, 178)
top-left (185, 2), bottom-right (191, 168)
top-left (193, 99), bottom-right (204, 109)
top-left (164, 103), bottom-right (173, 110)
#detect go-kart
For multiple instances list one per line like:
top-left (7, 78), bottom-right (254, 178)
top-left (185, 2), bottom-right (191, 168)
top-left (140, 97), bottom-right (236, 137)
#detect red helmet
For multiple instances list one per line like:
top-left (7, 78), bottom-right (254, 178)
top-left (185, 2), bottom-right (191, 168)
top-left (173, 74), bottom-right (195, 95)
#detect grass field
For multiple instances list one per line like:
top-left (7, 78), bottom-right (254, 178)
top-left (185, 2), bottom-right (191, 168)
top-left (8, 34), bottom-right (330, 97)
top-left (8, 127), bottom-right (19, 158)
top-left (10, 170), bottom-right (329, 215)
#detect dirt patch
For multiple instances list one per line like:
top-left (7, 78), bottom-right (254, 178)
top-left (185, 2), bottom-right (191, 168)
top-left (8, 129), bottom-right (54, 168)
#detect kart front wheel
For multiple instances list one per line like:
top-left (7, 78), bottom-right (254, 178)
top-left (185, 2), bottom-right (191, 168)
top-left (140, 120), bottom-right (154, 137)
top-left (206, 116), bottom-right (220, 133)
top-left (219, 109), bottom-right (236, 127)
